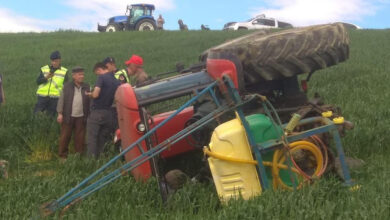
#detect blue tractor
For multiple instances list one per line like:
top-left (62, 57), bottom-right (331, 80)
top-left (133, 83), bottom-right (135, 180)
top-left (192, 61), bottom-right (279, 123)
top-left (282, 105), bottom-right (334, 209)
top-left (98, 4), bottom-right (157, 32)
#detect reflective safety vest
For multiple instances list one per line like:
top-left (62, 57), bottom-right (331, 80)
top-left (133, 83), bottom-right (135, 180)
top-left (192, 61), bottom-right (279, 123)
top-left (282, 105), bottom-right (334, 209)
top-left (36, 65), bottom-right (68, 97)
top-left (114, 69), bottom-right (130, 84)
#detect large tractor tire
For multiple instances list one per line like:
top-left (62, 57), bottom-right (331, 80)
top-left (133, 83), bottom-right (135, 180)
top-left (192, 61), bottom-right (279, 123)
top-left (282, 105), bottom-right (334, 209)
top-left (106, 24), bottom-right (119, 32)
top-left (201, 23), bottom-right (349, 85)
top-left (136, 19), bottom-right (156, 31)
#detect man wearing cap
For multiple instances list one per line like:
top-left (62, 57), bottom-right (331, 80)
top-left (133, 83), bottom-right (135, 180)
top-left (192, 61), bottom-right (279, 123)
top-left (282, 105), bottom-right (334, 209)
top-left (86, 62), bottom-right (121, 158)
top-left (125, 55), bottom-right (149, 87)
top-left (56, 67), bottom-right (90, 159)
top-left (103, 57), bottom-right (129, 84)
top-left (34, 51), bottom-right (68, 116)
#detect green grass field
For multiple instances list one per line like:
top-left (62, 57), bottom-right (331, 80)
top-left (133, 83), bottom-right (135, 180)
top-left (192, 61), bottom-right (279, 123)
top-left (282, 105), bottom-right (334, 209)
top-left (0, 30), bottom-right (389, 219)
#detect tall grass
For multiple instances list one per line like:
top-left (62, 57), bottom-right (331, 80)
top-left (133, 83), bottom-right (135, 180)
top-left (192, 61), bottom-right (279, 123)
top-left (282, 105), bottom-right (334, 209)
top-left (0, 30), bottom-right (389, 219)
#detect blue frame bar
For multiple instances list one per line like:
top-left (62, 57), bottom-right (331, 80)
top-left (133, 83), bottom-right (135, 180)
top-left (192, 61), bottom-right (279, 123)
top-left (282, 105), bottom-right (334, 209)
top-left (223, 77), bottom-right (270, 190)
top-left (44, 80), bottom-right (223, 213)
top-left (43, 76), bottom-right (262, 214)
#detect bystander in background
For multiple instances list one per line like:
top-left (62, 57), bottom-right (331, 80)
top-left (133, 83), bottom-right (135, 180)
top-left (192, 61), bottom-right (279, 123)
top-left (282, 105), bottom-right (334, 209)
top-left (57, 67), bottom-right (90, 160)
top-left (157, 14), bottom-right (165, 30)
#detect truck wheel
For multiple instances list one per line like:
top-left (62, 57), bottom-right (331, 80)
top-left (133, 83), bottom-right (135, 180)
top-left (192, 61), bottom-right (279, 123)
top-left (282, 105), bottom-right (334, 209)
top-left (201, 23), bottom-right (349, 85)
top-left (106, 24), bottom-right (118, 32)
top-left (136, 19), bottom-right (156, 31)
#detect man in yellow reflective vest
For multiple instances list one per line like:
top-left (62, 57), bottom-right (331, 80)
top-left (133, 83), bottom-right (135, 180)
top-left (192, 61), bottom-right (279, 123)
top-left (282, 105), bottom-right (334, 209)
top-left (34, 51), bottom-right (68, 116)
top-left (103, 57), bottom-right (129, 84)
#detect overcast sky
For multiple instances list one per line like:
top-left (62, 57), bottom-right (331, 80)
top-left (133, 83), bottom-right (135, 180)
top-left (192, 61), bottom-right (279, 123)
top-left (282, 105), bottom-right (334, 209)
top-left (0, 0), bottom-right (389, 32)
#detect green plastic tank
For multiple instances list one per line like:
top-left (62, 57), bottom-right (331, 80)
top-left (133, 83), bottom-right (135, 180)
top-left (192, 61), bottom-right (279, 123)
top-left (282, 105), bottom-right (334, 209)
top-left (246, 114), bottom-right (282, 143)
top-left (246, 114), bottom-right (298, 188)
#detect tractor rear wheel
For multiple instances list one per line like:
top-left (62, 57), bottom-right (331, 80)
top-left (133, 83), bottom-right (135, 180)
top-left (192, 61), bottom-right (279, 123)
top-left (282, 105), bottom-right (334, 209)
top-left (106, 24), bottom-right (118, 32)
top-left (201, 23), bottom-right (349, 85)
top-left (136, 19), bottom-right (156, 31)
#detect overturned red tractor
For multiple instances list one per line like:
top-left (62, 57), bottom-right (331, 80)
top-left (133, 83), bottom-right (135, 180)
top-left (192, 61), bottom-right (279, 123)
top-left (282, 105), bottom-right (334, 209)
top-left (115, 23), bottom-right (353, 192)
top-left (41, 23), bottom-right (356, 215)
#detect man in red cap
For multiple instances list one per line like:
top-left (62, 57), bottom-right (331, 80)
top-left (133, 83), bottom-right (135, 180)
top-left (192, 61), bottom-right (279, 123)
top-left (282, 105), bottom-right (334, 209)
top-left (125, 55), bottom-right (149, 87)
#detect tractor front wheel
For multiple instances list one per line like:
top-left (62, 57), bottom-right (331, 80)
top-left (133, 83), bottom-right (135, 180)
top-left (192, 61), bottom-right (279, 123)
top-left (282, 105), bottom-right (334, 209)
top-left (106, 24), bottom-right (118, 32)
top-left (136, 19), bottom-right (156, 31)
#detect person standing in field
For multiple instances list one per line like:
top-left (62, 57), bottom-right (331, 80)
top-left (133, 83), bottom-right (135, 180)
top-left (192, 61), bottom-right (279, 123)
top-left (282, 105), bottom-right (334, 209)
top-left (103, 57), bottom-right (129, 84)
top-left (56, 67), bottom-right (90, 159)
top-left (0, 73), bottom-right (5, 106)
top-left (34, 51), bottom-right (68, 116)
top-left (178, 19), bottom-right (188, 31)
top-left (86, 62), bottom-right (121, 158)
top-left (157, 14), bottom-right (165, 30)
top-left (125, 55), bottom-right (149, 87)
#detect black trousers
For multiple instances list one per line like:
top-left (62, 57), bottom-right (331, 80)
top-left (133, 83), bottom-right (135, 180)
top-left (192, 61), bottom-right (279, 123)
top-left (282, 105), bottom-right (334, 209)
top-left (34, 96), bottom-right (58, 116)
top-left (111, 107), bottom-right (118, 132)
top-left (87, 109), bottom-right (114, 158)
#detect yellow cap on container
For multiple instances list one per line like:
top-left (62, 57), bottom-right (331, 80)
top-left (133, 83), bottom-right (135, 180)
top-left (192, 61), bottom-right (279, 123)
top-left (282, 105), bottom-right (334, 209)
top-left (322, 111), bottom-right (333, 118)
top-left (349, 184), bottom-right (362, 192)
top-left (333, 117), bottom-right (345, 124)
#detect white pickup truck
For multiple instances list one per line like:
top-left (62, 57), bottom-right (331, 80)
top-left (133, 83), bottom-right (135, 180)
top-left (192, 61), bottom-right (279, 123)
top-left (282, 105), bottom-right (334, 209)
top-left (223, 14), bottom-right (293, 30)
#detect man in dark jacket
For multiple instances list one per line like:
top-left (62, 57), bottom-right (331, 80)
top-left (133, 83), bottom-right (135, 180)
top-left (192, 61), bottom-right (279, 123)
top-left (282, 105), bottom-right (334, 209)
top-left (35, 51), bottom-right (68, 116)
top-left (56, 67), bottom-right (90, 159)
top-left (86, 62), bottom-right (120, 158)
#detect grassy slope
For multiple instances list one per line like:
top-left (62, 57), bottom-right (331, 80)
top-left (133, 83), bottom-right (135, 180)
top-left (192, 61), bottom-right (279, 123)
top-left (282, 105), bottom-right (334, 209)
top-left (0, 30), bottom-right (389, 219)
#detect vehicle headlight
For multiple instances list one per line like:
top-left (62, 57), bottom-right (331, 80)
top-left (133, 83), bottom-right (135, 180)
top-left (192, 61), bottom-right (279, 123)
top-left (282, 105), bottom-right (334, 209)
top-left (137, 123), bottom-right (146, 132)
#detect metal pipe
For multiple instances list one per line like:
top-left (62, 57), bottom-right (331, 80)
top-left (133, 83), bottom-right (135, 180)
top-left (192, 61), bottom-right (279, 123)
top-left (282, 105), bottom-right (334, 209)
top-left (52, 81), bottom-right (219, 209)
top-left (57, 91), bottom-right (252, 210)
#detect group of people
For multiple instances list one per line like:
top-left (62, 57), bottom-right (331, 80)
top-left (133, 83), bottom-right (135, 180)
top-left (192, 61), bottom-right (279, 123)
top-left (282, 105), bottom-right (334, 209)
top-left (156, 15), bottom-right (191, 31)
top-left (34, 51), bottom-right (149, 160)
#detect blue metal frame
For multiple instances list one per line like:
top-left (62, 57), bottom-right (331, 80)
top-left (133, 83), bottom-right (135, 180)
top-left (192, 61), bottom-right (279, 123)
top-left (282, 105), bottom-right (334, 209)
top-left (222, 77), bottom-right (270, 190)
top-left (254, 116), bottom-right (354, 186)
top-left (42, 77), bottom-right (255, 215)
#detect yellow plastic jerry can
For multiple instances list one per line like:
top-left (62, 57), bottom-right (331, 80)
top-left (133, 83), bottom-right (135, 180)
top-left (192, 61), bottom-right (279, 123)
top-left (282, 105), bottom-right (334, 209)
top-left (207, 115), bottom-right (261, 202)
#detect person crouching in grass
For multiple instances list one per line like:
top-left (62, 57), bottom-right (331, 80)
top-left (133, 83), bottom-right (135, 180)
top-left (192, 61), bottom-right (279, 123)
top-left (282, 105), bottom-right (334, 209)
top-left (56, 67), bottom-right (90, 159)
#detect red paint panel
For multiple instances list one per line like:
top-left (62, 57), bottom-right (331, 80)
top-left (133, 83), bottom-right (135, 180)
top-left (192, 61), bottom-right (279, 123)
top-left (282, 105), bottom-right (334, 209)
top-left (115, 84), bottom-right (152, 181)
top-left (206, 59), bottom-right (239, 88)
top-left (150, 107), bottom-right (196, 158)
